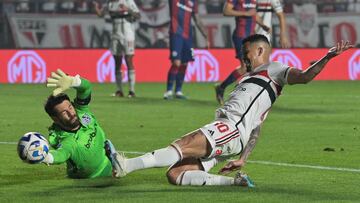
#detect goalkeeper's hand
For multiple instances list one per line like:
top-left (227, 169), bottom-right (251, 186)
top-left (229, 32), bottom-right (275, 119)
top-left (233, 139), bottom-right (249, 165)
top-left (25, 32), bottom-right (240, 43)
top-left (46, 69), bottom-right (81, 96)
top-left (41, 153), bottom-right (54, 166)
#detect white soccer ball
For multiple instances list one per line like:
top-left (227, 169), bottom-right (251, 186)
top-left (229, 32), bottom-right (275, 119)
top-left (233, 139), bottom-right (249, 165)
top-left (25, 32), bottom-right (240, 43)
top-left (17, 132), bottom-right (49, 164)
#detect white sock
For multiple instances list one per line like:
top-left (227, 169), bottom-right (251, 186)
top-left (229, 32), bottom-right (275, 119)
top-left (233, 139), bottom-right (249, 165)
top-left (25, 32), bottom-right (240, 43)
top-left (176, 170), bottom-right (234, 186)
top-left (128, 69), bottom-right (135, 92)
top-left (125, 146), bottom-right (181, 173)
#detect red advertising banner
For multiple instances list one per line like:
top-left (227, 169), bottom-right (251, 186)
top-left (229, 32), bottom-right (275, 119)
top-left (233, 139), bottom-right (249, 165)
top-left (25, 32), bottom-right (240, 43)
top-left (0, 48), bottom-right (359, 84)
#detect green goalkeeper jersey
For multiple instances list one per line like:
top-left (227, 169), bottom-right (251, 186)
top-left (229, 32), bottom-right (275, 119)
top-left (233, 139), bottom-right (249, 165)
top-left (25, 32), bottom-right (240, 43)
top-left (48, 78), bottom-right (112, 178)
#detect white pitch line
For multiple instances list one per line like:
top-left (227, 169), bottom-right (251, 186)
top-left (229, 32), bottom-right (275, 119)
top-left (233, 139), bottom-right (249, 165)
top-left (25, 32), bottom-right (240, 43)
top-left (122, 151), bottom-right (360, 173)
top-left (247, 160), bottom-right (360, 173)
top-left (3, 142), bottom-right (359, 173)
top-left (0, 141), bottom-right (17, 145)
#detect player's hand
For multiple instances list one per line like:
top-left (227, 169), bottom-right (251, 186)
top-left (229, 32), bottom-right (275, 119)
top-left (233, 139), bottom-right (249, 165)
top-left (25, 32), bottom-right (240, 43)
top-left (261, 25), bottom-right (272, 34)
top-left (219, 159), bottom-right (245, 175)
top-left (46, 69), bottom-right (80, 96)
top-left (327, 40), bottom-right (354, 58)
top-left (280, 34), bottom-right (290, 48)
top-left (41, 153), bottom-right (53, 166)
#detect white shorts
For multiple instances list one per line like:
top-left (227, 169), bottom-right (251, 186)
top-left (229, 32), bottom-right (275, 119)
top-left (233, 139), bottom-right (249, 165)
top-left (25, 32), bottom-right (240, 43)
top-left (200, 120), bottom-right (244, 159)
top-left (110, 38), bottom-right (135, 56)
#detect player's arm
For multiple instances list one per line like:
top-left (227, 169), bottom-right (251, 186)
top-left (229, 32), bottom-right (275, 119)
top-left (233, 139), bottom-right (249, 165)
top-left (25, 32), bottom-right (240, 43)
top-left (271, 0), bottom-right (290, 48)
top-left (128, 0), bottom-right (140, 21)
top-left (219, 126), bottom-right (261, 175)
top-left (223, 1), bottom-right (256, 17)
top-left (43, 138), bottom-right (76, 165)
top-left (46, 69), bottom-right (89, 96)
top-left (287, 41), bottom-right (353, 85)
top-left (74, 77), bottom-right (92, 106)
top-left (192, 13), bottom-right (208, 41)
top-left (275, 11), bottom-right (290, 48)
top-left (93, 1), bottom-right (105, 17)
top-left (256, 15), bottom-right (271, 33)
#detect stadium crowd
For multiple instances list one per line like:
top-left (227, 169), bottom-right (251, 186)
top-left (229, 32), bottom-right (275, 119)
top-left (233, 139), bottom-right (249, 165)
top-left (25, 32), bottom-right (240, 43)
top-left (1, 0), bottom-right (360, 14)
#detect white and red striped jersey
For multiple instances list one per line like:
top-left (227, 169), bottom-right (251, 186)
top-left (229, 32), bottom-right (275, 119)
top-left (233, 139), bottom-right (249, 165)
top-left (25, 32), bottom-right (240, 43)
top-left (255, 0), bottom-right (284, 41)
top-left (215, 61), bottom-right (290, 145)
top-left (104, 0), bottom-right (139, 40)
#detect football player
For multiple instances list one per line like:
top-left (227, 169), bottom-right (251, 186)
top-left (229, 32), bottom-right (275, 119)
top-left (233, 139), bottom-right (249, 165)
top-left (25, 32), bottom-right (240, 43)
top-left (113, 35), bottom-right (353, 187)
top-left (42, 69), bottom-right (122, 178)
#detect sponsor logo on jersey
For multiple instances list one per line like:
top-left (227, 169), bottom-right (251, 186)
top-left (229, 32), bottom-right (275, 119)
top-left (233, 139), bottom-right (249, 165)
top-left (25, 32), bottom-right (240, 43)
top-left (243, 3), bottom-right (256, 9)
top-left (8, 50), bottom-right (46, 83)
top-left (185, 50), bottom-right (219, 82)
top-left (176, 2), bottom-right (193, 12)
top-left (271, 50), bottom-right (302, 69)
top-left (96, 50), bottom-right (128, 83)
top-left (349, 50), bottom-right (360, 80)
top-left (85, 123), bottom-right (97, 149)
top-left (81, 114), bottom-right (92, 126)
top-left (215, 149), bottom-right (222, 155)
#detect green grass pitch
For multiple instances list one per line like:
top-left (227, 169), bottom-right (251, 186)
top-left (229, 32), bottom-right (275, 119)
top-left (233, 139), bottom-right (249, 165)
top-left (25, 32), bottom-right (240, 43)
top-left (0, 81), bottom-right (359, 202)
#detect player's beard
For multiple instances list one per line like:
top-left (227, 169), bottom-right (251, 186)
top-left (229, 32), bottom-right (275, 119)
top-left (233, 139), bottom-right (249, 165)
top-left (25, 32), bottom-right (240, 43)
top-left (68, 116), bottom-right (80, 130)
top-left (59, 116), bottom-right (80, 131)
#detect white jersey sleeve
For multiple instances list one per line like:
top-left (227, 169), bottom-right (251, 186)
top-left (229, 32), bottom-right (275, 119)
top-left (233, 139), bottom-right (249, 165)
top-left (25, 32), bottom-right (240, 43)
top-left (267, 61), bottom-right (291, 86)
top-left (271, 0), bottom-right (283, 13)
top-left (128, 0), bottom-right (139, 13)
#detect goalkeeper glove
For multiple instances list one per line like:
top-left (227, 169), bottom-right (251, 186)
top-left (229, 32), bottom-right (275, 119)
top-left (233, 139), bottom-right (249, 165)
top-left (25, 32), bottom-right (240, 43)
top-left (42, 153), bottom-right (54, 166)
top-left (46, 69), bottom-right (81, 96)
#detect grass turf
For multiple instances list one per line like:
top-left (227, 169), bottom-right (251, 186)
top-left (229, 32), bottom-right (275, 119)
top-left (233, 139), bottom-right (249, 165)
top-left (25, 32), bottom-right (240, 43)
top-left (0, 81), bottom-right (359, 202)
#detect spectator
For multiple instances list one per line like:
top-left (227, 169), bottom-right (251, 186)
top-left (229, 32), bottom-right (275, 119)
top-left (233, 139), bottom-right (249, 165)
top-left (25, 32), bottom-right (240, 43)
top-left (41, 0), bottom-right (57, 13)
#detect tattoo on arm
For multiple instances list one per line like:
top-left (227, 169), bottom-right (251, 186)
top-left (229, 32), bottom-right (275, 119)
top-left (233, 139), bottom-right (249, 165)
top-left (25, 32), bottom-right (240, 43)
top-left (303, 55), bottom-right (331, 81)
top-left (239, 126), bottom-right (261, 162)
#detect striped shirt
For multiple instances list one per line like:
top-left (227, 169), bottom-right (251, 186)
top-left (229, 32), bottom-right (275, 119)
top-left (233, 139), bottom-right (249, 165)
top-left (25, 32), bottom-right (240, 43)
top-left (169, 0), bottom-right (198, 39)
top-left (228, 0), bottom-right (257, 38)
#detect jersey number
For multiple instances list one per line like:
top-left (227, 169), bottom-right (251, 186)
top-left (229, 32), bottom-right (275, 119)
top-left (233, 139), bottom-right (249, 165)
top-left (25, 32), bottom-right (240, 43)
top-left (216, 123), bottom-right (229, 133)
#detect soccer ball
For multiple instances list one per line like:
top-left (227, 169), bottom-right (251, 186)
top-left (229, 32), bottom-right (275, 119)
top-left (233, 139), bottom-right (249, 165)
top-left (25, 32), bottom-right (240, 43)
top-left (17, 132), bottom-right (49, 164)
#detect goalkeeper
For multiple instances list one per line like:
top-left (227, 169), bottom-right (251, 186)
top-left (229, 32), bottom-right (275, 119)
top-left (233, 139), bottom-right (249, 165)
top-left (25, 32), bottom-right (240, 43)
top-left (42, 69), bottom-right (122, 179)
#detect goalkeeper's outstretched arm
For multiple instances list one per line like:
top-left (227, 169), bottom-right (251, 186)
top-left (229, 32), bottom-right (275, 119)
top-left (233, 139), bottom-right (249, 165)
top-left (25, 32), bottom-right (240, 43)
top-left (46, 69), bottom-right (92, 102)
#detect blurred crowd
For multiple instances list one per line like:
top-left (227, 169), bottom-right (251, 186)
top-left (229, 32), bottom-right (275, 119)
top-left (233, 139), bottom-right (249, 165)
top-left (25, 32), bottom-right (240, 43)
top-left (1, 0), bottom-right (360, 15)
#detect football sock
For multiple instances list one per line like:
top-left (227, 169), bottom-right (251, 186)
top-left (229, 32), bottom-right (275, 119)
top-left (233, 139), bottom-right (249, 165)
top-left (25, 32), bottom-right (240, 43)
top-left (128, 69), bottom-right (135, 92)
top-left (125, 146), bottom-right (181, 173)
top-left (114, 55), bottom-right (123, 91)
top-left (176, 170), bottom-right (234, 186)
top-left (220, 69), bottom-right (243, 89)
top-left (166, 65), bottom-right (179, 91)
top-left (175, 64), bottom-right (187, 92)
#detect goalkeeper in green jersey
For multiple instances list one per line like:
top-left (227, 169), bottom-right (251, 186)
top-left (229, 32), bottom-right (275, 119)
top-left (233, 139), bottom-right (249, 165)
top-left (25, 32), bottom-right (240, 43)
top-left (42, 69), bottom-right (122, 179)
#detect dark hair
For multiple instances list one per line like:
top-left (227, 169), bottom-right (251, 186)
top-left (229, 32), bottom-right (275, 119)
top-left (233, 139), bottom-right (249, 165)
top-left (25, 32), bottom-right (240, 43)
top-left (242, 34), bottom-right (270, 46)
top-left (44, 93), bottom-right (71, 116)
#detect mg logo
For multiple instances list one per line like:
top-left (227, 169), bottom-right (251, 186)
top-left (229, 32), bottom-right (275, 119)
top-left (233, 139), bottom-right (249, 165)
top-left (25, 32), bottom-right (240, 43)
top-left (271, 50), bottom-right (302, 70)
top-left (349, 50), bottom-right (360, 80)
top-left (8, 50), bottom-right (46, 83)
top-left (185, 50), bottom-right (219, 82)
top-left (96, 51), bottom-right (128, 83)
